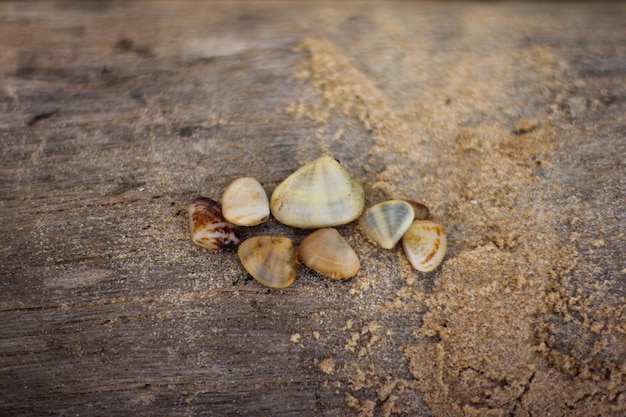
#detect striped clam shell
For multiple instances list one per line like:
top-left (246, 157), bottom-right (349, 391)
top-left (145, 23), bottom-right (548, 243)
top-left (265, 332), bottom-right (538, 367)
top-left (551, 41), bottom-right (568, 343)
top-left (238, 236), bottom-right (298, 289)
top-left (270, 156), bottom-right (365, 229)
top-left (359, 199), bottom-right (414, 249)
top-left (189, 197), bottom-right (240, 250)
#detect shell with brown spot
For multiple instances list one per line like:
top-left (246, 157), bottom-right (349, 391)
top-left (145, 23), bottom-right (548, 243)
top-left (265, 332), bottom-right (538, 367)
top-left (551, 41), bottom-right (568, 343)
top-left (402, 220), bottom-right (447, 272)
top-left (403, 199), bottom-right (430, 221)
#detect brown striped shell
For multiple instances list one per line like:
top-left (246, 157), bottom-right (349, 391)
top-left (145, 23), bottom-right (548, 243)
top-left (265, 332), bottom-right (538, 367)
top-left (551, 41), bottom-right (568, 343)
top-left (188, 197), bottom-right (240, 250)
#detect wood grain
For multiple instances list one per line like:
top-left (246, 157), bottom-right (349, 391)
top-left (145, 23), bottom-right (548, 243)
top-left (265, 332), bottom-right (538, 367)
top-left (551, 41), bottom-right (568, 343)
top-left (1, 2), bottom-right (624, 416)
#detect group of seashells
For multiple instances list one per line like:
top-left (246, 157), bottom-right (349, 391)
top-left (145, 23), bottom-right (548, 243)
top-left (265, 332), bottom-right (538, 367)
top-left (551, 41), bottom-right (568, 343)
top-left (189, 156), bottom-right (447, 289)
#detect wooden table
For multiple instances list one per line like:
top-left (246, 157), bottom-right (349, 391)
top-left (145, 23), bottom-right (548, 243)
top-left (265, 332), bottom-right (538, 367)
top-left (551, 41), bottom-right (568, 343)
top-left (1, 2), bottom-right (625, 416)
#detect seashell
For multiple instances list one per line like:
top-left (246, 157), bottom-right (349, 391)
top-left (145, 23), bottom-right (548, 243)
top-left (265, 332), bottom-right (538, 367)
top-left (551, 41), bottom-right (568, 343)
top-left (402, 220), bottom-right (447, 272)
top-left (270, 156), bottom-right (365, 229)
top-left (403, 199), bottom-right (430, 221)
top-left (222, 177), bottom-right (270, 226)
top-left (189, 197), bottom-right (240, 250)
top-left (359, 199), bottom-right (415, 249)
top-left (238, 236), bottom-right (298, 288)
top-left (298, 228), bottom-right (360, 279)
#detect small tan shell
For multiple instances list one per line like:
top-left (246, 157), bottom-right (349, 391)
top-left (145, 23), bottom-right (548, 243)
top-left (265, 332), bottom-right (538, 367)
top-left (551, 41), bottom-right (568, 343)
top-left (189, 197), bottom-right (240, 250)
top-left (270, 156), bottom-right (365, 229)
top-left (402, 220), bottom-right (447, 272)
top-left (222, 177), bottom-right (269, 226)
top-left (403, 199), bottom-right (430, 221)
top-left (359, 200), bottom-right (415, 249)
top-left (298, 228), bottom-right (360, 279)
top-left (238, 236), bottom-right (298, 289)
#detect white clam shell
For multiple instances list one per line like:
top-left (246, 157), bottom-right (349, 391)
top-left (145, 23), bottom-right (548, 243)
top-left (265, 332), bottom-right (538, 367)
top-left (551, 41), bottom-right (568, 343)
top-left (359, 200), bottom-right (415, 249)
top-left (270, 156), bottom-right (365, 229)
top-left (238, 236), bottom-right (298, 289)
top-left (298, 228), bottom-right (360, 279)
top-left (189, 197), bottom-right (240, 250)
top-left (222, 177), bottom-right (270, 226)
top-left (402, 220), bottom-right (447, 272)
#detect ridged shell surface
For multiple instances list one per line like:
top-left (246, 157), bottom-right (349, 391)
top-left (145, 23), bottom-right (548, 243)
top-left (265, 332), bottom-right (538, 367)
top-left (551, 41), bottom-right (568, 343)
top-left (189, 197), bottom-right (240, 250)
top-left (359, 200), bottom-right (414, 249)
top-left (298, 228), bottom-right (360, 279)
top-left (402, 220), bottom-right (447, 272)
top-left (238, 236), bottom-right (298, 289)
top-left (270, 156), bottom-right (365, 229)
top-left (222, 177), bottom-right (269, 226)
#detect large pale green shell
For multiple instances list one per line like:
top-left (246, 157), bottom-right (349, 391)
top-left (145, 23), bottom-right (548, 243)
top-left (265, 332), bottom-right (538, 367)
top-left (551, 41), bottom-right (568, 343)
top-left (270, 156), bottom-right (365, 229)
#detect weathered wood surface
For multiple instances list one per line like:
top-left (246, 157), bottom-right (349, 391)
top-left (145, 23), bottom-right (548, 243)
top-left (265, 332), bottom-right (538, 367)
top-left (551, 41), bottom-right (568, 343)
top-left (1, 2), bottom-right (625, 416)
